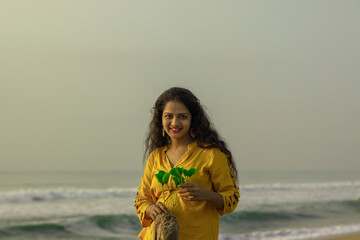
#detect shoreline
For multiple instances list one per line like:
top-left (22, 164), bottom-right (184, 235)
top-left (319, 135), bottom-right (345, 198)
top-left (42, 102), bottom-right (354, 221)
top-left (323, 233), bottom-right (360, 240)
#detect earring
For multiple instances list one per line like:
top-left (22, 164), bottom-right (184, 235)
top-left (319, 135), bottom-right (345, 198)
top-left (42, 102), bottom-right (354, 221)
top-left (162, 128), bottom-right (165, 137)
top-left (190, 129), bottom-right (195, 138)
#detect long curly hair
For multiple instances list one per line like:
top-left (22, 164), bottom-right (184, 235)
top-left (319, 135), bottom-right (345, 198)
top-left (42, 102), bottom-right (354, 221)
top-left (143, 87), bottom-right (238, 181)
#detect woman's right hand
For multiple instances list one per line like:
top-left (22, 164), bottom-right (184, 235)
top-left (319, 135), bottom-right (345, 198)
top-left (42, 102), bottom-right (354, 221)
top-left (145, 202), bottom-right (168, 220)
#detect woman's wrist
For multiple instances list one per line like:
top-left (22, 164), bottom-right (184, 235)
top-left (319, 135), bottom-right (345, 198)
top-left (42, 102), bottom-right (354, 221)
top-left (205, 190), bottom-right (224, 210)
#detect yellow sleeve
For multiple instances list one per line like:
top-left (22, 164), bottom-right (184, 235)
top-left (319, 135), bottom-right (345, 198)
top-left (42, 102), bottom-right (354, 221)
top-left (134, 152), bottom-right (155, 227)
top-left (209, 149), bottom-right (240, 216)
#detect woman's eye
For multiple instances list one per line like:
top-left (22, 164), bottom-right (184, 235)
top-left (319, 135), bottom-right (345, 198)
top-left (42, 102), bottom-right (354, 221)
top-left (179, 115), bottom-right (187, 119)
top-left (165, 115), bottom-right (173, 119)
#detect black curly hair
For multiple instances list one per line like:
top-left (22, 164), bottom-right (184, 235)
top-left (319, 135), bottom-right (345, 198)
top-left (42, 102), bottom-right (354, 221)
top-left (143, 87), bottom-right (238, 181)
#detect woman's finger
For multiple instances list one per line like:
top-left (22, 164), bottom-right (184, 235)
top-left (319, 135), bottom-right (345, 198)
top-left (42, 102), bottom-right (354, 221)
top-left (180, 191), bottom-right (190, 197)
top-left (157, 202), bottom-right (168, 213)
top-left (155, 205), bottom-right (165, 214)
top-left (150, 211), bottom-right (157, 220)
top-left (147, 205), bottom-right (156, 220)
top-left (151, 206), bottom-right (162, 220)
top-left (178, 187), bottom-right (190, 193)
top-left (178, 183), bottom-right (190, 188)
top-left (178, 183), bottom-right (197, 190)
top-left (150, 206), bottom-right (160, 219)
top-left (154, 206), bottom-right (160, 214)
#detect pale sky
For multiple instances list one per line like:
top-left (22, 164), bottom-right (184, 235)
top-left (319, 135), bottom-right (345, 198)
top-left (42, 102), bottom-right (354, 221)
top-left (1, 1), bottom-right (359, 172)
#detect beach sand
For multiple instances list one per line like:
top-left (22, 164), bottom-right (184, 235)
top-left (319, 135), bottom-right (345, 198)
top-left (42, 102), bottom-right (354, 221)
top-left (327, 234), bottom-right (360, 240)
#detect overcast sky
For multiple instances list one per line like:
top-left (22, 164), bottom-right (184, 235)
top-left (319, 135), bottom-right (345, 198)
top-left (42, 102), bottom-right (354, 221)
top-left (1, 1), bottom-right (359, 172)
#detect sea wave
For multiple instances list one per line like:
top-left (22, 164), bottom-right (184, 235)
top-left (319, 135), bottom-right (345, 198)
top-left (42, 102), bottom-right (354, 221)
top-left (242, 181), bottom-right (360, 192)
top-left (1, 180), bottom-right (359, 203)
top-left (0, 214), bottom-right (140, 240)
top-left (223, 199), bottom-right (360, 222)
top-left (2, 213), bottom-right (360, 240)
top-left (0, 188), bottom-right (137, 203)
top-left (221, 209), bottom-right (317, 223)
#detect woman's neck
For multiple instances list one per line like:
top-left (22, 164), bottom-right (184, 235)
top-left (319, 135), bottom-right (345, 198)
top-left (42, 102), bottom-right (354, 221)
top-left (169, 137), bottom-right (194, 150)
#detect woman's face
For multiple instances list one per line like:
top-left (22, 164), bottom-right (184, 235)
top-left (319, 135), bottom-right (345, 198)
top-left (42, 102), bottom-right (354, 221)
top-left (162, 101), bottom-right (192, 142)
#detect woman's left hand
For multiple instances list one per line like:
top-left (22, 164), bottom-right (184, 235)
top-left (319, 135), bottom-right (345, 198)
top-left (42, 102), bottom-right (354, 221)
top-left (178, 183), bottom-right (209, 201)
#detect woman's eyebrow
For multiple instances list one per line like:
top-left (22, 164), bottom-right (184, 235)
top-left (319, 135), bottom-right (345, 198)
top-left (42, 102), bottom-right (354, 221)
top-left (163, 112), bottom-right (190, 115)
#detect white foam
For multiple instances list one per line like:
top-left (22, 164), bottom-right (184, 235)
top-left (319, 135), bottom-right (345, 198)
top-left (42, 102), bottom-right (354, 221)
top-left (1, 181), bottom-right (359, 206)
top-left (0, 187), bottom-right (137, 202)
top-left (219, 223), bottom-right (360, 240)
top-left (237, 181), bottom-right (360, 206)
top-left (241, 181), bottom-right (360, 192)
top-left (0, 197), bottom-right (135, 219)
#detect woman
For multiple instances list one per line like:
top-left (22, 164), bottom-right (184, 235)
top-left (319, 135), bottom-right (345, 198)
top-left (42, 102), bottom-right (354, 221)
top-left (134, 87), bottom-right (239, 240)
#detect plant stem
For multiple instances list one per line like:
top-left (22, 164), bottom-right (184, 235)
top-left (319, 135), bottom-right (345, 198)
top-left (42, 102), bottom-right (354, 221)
top-left (162, 185), bottom-right (165, 203)
top-left (164, 184), bottom-right (174, 206)
top-left (170, 190), bottom-right (181, 212)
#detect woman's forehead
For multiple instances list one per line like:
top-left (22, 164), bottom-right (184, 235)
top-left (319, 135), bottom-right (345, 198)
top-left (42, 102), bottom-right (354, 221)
top-left (163, 101), bottom-right (190, 113)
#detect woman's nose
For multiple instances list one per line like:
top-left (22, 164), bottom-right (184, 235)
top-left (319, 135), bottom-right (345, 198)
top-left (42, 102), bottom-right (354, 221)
top-left (171, 116), bottom-right (180, 125)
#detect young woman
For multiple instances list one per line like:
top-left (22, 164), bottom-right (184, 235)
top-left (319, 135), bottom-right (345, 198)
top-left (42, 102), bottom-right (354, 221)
top-left (134, 87), bottom-right (239, 240)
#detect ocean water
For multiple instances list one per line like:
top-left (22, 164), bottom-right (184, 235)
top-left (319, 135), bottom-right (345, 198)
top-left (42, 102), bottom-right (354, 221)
top-left (0, 171), bottom-right (359, 240)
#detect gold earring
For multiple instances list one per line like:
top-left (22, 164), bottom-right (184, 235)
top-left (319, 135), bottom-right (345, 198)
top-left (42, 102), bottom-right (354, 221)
top-left (162, 128), bottom-right (165, 137)
top-left (190, 129), bottom-right (195, 138)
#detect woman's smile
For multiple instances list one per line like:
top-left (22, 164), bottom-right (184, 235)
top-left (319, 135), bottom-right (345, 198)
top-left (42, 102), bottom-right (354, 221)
top-left (170, 127), bottom-right (182, 133)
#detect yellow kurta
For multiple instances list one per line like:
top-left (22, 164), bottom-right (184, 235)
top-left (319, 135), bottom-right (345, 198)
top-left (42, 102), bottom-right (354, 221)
top-left (134, 141), bottom-right (239, 240)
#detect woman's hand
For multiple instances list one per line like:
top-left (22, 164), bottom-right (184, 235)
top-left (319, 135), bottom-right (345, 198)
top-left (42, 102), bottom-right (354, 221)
top-left (178, 183), bottom-right (208, 201)
top-left (145, 202), bottom-right (168, 220)
top-left (178, 183), bottom-right (224, 210)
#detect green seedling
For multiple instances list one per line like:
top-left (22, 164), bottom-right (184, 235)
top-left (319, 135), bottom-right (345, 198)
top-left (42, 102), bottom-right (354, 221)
top-left (155, 167), bottom-right (196, 212)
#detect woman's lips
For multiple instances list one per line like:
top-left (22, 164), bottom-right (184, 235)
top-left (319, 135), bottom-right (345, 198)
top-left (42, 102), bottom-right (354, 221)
top-left (170, 128), bottom-right (181, 133)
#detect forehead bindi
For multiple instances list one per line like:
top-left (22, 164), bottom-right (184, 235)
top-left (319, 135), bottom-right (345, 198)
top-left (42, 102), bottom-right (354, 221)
top-left (163, 101), bottom-right (190, 115)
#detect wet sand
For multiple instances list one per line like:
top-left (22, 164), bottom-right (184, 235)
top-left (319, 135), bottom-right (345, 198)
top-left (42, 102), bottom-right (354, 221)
top-left (327, 234), bottom-right (360, 240)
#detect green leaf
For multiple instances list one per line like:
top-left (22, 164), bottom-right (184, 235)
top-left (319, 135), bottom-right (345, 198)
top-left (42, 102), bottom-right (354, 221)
top-left (187, 168), bottom-right (196, 177)
top-left (178, 167), bottom-right (184, 175)
top-left (173, 176), bottom-right (180, 187)
top-left (170, 168), bottom-right (181, 178)
top-left (183, 169), bottom-right (189, 176)
top-left (155, 170), bottom-right (166, 184)
top-left (181, 176), bottom-right (185, 184)
top-left (162, 172), bottom-right (171, 184)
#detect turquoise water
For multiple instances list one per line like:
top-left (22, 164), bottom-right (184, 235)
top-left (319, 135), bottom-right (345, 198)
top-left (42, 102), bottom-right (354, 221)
top-left (0, 171), bottom-right (359, 239)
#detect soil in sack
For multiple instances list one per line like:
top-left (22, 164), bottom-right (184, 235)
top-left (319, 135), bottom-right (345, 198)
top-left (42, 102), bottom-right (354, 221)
top-left (153, 213), bottom-right (179, 240)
